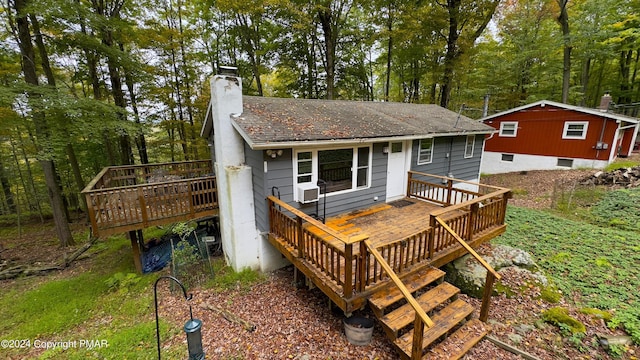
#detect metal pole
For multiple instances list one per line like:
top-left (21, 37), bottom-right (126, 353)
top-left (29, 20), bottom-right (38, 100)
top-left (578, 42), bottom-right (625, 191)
top-left (154, 275), bottom-right (193, 360)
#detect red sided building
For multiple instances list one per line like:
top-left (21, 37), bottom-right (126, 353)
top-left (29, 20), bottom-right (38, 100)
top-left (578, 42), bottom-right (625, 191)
top-left (480, 100), bottom-right (639, 174)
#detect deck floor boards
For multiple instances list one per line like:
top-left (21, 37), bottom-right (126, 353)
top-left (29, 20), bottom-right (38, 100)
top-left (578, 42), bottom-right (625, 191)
top-left (307, 198), bottom-right (459, 253)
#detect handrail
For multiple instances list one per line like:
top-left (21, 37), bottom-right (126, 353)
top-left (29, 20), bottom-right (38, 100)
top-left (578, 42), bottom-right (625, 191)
top-left (82, 175), bottom-right (217, 194)
top-left (430, 188), bottom-right (511, 218)
top-left (434, 216), bottom-right (501, 280)
top-left (408, 170), bottom-right (508, 192)
top-left (99, 159), bottom-right (211, 171)
top-left (82, 166), bottom-right (111, 193)
top-left (364, 239), bottom-right (434, 328)
top-left (267, 196), bottom-right (353, 244)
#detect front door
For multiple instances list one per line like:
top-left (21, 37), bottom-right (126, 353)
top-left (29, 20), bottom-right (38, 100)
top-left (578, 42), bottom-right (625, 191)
top-left (386, 141), bottom-right (409, 201)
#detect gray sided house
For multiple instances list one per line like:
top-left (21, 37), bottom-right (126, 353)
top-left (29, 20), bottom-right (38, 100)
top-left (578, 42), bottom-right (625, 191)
top-left (201, 74), bottom-right (496, 272)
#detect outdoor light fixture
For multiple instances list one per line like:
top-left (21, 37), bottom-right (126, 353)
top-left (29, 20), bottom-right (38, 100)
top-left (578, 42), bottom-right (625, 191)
top-left (154, 275), bottom-right (205, 360)
top-left (266, 149), bottom-right (284, 158)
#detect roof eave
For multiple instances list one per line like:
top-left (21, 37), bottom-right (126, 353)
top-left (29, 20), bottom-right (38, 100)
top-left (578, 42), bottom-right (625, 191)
top-left (482, 100), bottom-right (639, 124)
top-left (237, 129), bottom-right (495, 150)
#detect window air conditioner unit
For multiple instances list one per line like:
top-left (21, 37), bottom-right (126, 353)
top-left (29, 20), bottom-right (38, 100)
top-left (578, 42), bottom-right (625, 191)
top-left (297, 183), bottom-right (320, 203)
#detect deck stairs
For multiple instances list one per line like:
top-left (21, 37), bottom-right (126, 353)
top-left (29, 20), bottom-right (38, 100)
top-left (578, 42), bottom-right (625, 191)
top-left (369, 266), bottom-right (491, 360)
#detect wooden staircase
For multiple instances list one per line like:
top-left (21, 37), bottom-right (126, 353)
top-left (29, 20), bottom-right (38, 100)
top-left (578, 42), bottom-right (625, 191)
top-left (369, 267), bottom-right (491, 360)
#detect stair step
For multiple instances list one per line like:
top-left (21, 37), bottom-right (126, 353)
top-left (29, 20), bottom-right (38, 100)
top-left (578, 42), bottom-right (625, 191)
top-left (369, 267), bottom-right (445, 313)
top-left (395, 299), bottom-right (474, 358)
top-left (380, 282), bottom-right (460, 339)
top-left (426, 319), bottom-right (491, 360)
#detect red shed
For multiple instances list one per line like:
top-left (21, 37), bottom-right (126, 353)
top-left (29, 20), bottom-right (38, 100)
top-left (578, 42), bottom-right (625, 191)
top-left (480, 100), bottom-right (639, 174)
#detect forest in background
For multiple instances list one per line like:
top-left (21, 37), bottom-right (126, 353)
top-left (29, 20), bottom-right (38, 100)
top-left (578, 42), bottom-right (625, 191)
top-left (0, 0), bottom-right (639, 245)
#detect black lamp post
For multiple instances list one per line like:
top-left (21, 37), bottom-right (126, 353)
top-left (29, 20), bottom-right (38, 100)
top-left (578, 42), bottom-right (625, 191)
top-left (154, 275), bottom-right (205, 360)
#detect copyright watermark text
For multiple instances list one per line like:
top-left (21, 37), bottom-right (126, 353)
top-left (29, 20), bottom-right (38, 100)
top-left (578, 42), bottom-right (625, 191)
top-left (1, 339), bottom-right (109, 350)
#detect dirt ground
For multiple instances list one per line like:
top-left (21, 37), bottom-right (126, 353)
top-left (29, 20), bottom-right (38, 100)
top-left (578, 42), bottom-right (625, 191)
top-left (2, 159), bottom-right (639, 359)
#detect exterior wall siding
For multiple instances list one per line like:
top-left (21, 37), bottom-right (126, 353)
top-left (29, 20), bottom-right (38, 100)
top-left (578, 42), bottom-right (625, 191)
top-left (482, 104), bottom-right (617, 161)
top-left (256, 143), bottom-right (388, 230)
top-left (410, 135), bottom-right (483, 181)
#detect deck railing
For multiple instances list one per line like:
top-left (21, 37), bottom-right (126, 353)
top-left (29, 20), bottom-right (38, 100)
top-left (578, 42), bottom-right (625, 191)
top-left (268, 196), bottom-right (359, 298)
top-left (87, 160), bottom-right (213, 190)
top-left (407, 171), bottom-right (502, 206)
top-left (267, 171), bottom-right (511, 301)
top-left (82, 160), bottom-right (217, 237)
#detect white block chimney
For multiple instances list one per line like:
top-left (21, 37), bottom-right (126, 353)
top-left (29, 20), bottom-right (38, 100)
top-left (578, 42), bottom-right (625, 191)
top-left (210, 72), bottom-right (261, 271)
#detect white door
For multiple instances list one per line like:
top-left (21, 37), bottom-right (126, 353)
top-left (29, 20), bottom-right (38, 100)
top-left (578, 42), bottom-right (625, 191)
top-left (386, 141), bottom-right (409, 201)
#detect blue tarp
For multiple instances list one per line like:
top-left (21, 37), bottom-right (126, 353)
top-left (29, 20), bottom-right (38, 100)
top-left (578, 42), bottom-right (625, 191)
top-left (142, 229), bottom-right (207, 273)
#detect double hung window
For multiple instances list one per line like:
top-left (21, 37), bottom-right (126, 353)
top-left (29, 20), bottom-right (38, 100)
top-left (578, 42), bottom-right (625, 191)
top-left (295, 146), bottom-right (371, 197)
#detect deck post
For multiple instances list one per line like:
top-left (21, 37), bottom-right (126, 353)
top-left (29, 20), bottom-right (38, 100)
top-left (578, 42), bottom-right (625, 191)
top-left (138, 188), bottom-right (149, 228)
top-left (500, 192), bottom-right (511, 223)
top-left (411, 316), bottom-right (424, 360)
top-left (479, 272), bottom-right (496, 322)
top-left (344, 243), bottom-right (353, 299)
top-left (85, 193), bottom-right (99, 238)
top-left (296, 216), bottom-right (304, 259)
top-left (358, 240), bottom-right (367, 292)
top-left (446, 179), bottom-right (453, 206)
top-left (128, 230), bottom-right (143, 273)
top-left (428, 215), bottom-right (435, 259)
top-left (467, 202), bottom-right (479, 242)
top-left (406, 171), bottom-right (413, 197)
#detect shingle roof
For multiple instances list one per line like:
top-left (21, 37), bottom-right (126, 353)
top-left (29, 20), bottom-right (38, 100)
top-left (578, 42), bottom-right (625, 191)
top-left (231, 97), bottom-right (494, 149)
top-left (481, 100), bottom-right (640, 124)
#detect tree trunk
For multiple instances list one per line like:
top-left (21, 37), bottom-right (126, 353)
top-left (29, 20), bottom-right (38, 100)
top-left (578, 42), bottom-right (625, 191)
top-left (0, 155), bottom-right (15, 214)
top-left (385, 8), bottom-right (393, 102)
top-left (440, 0), bottom-right (461, 109)
top-left (123, 56), bottom-right (149, 164)
top-left (581, 58), bottom-right (591, 106)
top-left (14, 130), bottom-right (44, 221)
top-left (557, 0), bottom-right (571, 104)
top-left (66, 143), bottom-right (87, 213)
top-left (14, 0), bottom-right (74, 246)
top-left (175, 2), bottom-right (198, 159)
top-left (319, 8), bottom-right (336, 100)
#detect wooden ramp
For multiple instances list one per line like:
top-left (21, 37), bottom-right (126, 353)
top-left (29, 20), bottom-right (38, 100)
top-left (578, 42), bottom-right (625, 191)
top-left (370, 267), bottom-right (491, 359)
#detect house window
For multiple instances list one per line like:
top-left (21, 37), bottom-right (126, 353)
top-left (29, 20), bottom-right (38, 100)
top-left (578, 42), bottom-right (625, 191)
top-left (557, 158), bottom-right (573, 167)
top-left (563, 121), bottom-right (588, 139)
top-left (319, 149), bottom-right (353, 193)
top-left (391, 142), bottom-right (403, 153)
top-left (499, 122), bottom-right (518, 137)
top-left (294, 145), bottom-right (372, 198)
top-left (297, 152), bottom-right (312, 183)
top-left (501, 154), bottom-right (514, 162)
top-left (417, 139), bottom-right (433, 164)
top-left (464, 135), bottom-right (475, 158)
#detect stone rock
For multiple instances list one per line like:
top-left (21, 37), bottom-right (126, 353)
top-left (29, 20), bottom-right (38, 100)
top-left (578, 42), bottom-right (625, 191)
top-left (444, 244), bottom-right (547, 298)
top-left (507, 333), bottom-right (523, 345)
top-left (513, 323), bottom-right (536, 335)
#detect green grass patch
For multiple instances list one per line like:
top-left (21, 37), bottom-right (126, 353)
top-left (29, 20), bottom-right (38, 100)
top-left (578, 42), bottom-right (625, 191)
top-left (604, 160), bottom-right (640, 171)
top-left (590, 188), bottom-right (640, 232)
top-left (204, 259), bottom-right (265, 292)
top-left (495, 206), bottom-right (640, 343)
top-left (0, 272), bottom-right (111, 339)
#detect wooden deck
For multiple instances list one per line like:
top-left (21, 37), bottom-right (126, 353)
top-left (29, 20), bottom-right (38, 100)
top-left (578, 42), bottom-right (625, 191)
top-left (268, 172), bottom-right (511, 359)
top-left (82, 160), bottom-right (218, 238)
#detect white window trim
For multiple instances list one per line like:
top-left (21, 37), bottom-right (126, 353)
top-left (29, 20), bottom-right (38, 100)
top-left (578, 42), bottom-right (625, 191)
top-left (417, 138), bottom-right (434, 165)
top-left (562, 121), bottom-right (589, 140)
top-left (499, 121), bottom-right (518, 137)
top-left (464, 135), bottom-right (475, 158)
top-left (293, 145), bottom-right (373, 201)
